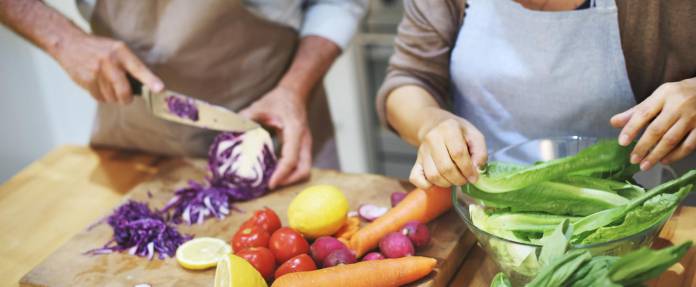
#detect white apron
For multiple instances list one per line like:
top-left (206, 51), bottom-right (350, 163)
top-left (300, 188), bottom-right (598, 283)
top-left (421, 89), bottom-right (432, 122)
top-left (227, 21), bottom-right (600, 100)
top-left (450, 0), bottom-right (636, 160)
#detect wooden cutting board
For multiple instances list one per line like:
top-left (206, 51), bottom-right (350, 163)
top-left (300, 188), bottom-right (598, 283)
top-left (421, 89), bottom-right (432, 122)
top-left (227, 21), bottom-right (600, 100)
top-left (20, 157), bottom-right (471, 287)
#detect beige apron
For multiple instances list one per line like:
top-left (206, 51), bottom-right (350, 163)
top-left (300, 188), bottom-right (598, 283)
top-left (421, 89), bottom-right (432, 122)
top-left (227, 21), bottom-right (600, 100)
top-left (88, 0), bottom-right (338, 168)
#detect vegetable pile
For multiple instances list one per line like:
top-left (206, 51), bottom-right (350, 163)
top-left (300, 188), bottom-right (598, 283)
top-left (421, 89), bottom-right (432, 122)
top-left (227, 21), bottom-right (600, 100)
top-left (87, 200), bottom-right (191, 260)
top-left (490, 220), bottom-right (693, 287)
top-left (465, 140), bottom-right (695, 245)
top-left (463, 140), bottom-right (696, 280)
top-left (163, 129), bottom-right (277, 224)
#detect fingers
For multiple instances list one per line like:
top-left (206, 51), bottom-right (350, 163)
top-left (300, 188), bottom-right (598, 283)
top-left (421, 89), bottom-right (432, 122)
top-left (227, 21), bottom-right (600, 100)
top-left (610, 106), bottom-right (634, 129)
top-left (101, 61), bottom-right (132, 104)
top-left (463, 123), bottom-right (488, 169)
top-left (630, 111), bottom-right (678, 164)
top-left (116, 43), bottom-right (163, 92)
top-left (97, 74), bottom-right (116, 103)
top-left (409, 153), bottom-right (432, 190)
top-left (618, 96), bottom-right (663, 146)
top-left (661, 130), bottom-right (696, 164)
top-left (281, 131), bottom-right (313, 186)
top-left (422, 151), bottom-right (451, 188)
top-left (640, 119), bottom-right (690, 170)
top-left (268, 121), bottom-right (302, 189)
top-left (426, 129), bottom-right (468, 186)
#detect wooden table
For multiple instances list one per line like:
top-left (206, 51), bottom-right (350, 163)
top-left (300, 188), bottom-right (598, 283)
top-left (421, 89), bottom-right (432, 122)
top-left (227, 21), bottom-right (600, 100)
top-left (1, 146), bottom-right (694, 287)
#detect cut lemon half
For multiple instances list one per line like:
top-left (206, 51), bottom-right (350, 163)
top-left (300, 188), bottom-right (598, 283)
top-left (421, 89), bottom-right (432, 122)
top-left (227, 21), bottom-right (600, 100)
top-left (176, 237), bottom-right (232, 270)
top-left (214, 254), bottom-right (268, 287)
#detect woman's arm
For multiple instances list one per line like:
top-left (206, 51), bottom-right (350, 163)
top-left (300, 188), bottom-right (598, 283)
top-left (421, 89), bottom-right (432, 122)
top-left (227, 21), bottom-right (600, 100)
top-left (386, 85), bottom-right (487, 190)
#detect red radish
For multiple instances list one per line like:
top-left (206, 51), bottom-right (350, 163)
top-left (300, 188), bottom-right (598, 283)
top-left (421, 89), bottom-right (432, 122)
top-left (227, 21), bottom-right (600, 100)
top-left (390, 192), bottom-right (407, 207)
top-left (362, 252), bottom-right (385, 261)
top-left (401, 221), bottom-right (431, 249)
top-left (323, 248), bottom-right (357, 267)
top-left (357, 204), bottom-right (388, 222)
top-left (310, 236), bottom-right (348, 263)
top-left (379, 232), bottom-right (414, 258)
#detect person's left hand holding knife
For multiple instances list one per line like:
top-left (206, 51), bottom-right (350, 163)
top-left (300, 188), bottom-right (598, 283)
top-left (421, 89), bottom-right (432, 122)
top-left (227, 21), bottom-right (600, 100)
top-left (241, 36), bottom-right (340, 189)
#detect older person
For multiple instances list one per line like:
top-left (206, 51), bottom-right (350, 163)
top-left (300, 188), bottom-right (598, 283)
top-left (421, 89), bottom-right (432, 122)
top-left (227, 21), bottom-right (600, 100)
top-left (0, 0), bottom-right (367, 188)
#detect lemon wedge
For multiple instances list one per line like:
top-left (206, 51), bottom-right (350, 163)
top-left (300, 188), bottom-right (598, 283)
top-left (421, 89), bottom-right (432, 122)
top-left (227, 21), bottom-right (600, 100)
top-left (176, 237), bottom-right (231, 270)
top-left (214, 254), bottom-right (268, 287)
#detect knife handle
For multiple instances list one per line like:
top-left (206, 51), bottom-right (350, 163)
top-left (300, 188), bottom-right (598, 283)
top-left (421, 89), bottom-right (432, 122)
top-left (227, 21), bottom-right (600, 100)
top-left (127, 74), bottom-right (143, 96)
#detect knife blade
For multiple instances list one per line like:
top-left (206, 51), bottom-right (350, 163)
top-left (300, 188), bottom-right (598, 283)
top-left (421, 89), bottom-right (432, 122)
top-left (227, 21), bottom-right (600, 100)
top-left (128, 76), bottom-right (260, 132)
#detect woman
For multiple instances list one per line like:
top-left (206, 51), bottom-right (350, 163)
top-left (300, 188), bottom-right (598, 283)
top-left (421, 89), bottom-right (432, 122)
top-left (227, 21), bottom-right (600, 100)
top-left (378, 0), bottom-right (696, 189)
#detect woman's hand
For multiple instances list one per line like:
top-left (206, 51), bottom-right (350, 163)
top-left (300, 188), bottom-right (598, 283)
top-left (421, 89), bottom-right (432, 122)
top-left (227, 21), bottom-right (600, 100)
top-left (611, 78), bottom-right (696, 170)
top-left (241, 86), bottom-right (312, 189)
top-left (410, 109), bottom-right (488, 190)
top-left (53, 34), bottom-right (163, 104)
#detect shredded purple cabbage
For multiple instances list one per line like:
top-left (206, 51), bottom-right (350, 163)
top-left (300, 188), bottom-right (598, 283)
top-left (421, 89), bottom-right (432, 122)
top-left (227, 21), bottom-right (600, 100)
top-left (166, 94), bottom-right (199, 121)
top-left (87, 200), bottom-right (191, 260)
top-left (162, 130), bottom-right (277, 224)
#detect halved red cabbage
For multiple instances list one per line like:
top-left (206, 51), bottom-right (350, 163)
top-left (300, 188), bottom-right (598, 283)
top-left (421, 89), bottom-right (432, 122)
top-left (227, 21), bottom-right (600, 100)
top-left (163, 129), bottom-right (277, 224)
top-left (87, 200), bottom-right (191, 260)
top-left (166, 94), bottom-right (199, 121)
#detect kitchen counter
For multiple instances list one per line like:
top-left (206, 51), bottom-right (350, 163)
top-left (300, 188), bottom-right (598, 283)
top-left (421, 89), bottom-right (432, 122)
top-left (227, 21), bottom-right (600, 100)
top-left (1, 146), bottom-right (694, 286)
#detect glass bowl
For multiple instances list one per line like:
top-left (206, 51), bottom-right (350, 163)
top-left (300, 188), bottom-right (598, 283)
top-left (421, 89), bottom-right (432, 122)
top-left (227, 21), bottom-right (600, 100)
top-left (452, 136), bottom-right (677, 286)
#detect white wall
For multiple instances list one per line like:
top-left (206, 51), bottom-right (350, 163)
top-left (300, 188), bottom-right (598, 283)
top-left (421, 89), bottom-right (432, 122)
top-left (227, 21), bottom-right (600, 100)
top-left (0, 1), bottom-right (95, 182)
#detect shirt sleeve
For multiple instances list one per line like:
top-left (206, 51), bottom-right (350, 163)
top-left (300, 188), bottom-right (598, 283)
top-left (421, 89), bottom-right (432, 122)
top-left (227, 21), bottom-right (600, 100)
top-left (300, 0), bottom-right (369, 50)
top-left (376, 0), bottom-right (465, 128)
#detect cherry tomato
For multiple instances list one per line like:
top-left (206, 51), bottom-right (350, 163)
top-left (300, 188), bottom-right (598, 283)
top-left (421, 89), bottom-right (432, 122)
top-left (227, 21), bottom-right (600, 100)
top-left (274, 254), bottom-right (317, 279)
top-left (242, 207), bottom-right (282, 234)
top-left (231, 225), bottom-right (270, 252)
top-left (237, 247), bottom-right (276, 281)
top-left (269, 227), bottom-right (310, 263)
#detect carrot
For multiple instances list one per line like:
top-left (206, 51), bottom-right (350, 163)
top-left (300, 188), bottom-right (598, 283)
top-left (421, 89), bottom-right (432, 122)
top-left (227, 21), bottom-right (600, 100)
top-left (335, 216), bottom-right (361, 240)
top-left (350, 187), bottom-right (451, 257)
top-left (271, 256), bottom-right (437, 287)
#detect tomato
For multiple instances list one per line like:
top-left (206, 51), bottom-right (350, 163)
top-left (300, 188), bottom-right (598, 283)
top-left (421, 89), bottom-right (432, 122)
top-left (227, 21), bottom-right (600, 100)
top-left (269, 227), bottom-right (310, 263)
top-left (274, 254), bottom-right (317, 279)
top-left (231, 225), bottom-right (270, 252)
top-left (237, 247), bottom-right (276, 281)
top-left (242, 207), bottom-right (282, 234)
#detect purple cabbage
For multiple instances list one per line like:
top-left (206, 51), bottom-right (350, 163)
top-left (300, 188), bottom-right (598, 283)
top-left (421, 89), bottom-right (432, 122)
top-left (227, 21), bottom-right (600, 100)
top-left (162, 129), bottom-right (277, 224)
top-left (87, 200), bottom-right (191, 260)
top-left (166, 94), bottom-right (199, 121)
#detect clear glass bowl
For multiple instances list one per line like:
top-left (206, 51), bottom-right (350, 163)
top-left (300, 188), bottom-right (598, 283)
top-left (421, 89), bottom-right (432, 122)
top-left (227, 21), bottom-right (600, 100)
top-left (451, 136), bottom-right (677, 286)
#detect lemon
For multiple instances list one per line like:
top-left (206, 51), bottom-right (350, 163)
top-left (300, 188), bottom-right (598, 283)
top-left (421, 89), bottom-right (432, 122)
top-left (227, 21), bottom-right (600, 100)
top-left (288, 185), bottom-right (349, 239)
top-left (214, 254), bottom-right (268, 287)
top-left (176, 237), bottom-right (232, 270)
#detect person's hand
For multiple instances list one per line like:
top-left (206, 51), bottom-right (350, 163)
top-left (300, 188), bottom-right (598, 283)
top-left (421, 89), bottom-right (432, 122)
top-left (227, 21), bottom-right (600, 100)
top-left (410, 109), bottom-right (488, 190)
top-left (240, 86), bottom-right (311, 189)
top-left (52, 34), bottom-right (163, 104)
top-left (611, 79), bottom-right (696, 170)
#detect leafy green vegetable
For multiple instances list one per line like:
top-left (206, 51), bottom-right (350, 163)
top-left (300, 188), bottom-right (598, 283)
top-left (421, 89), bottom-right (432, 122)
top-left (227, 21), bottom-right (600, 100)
top-left (577, 185), bottom-right (691, 245)
top-left (470, 205), bottom-right (579, 243)
top-left (464, 181), bottom-right (629, 216)
top-left (566, 256), bottom-right (619, 287)
top-left (572, 172), bottom-right (696, 236)
top-left (490, 272), bottom-right (513, 287)
top-left (538, 219), bottom-right (572, 267)
top-left (526, 249), bottom-right (592, 287)
top-left (559, 175), bottom-right (645, 199)
top-left (609, 241), bottom-right (692, 285)
top-left (473, 140), bottom-right (632, 193)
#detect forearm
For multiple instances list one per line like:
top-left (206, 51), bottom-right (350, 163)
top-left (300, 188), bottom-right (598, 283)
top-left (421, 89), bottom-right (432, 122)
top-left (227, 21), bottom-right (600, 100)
top-left (277, 35), bottom-right (341, 102)
top-left (0, 0), bottom-right (86, 58)
top-left (386, 85), bottom-right (456, 146)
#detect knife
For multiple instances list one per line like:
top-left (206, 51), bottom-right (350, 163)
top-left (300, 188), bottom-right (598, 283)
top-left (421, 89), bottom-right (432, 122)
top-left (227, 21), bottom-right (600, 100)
top-left (128, 76), bottom-right (260, 132)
